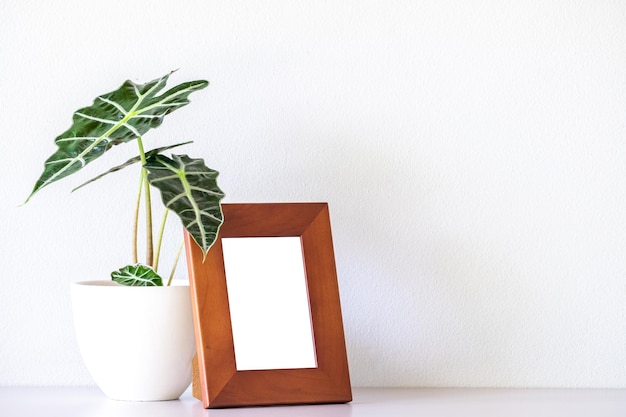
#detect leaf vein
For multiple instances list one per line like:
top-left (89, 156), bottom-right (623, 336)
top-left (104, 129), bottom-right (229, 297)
top-left (75, 112), bottom-right (118, 125)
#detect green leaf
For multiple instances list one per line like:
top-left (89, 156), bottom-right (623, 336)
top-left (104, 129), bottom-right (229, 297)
top-left (24, 73), bottom-right (208, 203)
top-left (111, 264), bottom-right (163, 286)
top-left (145, 154), bottom-right (225, 257)
top-left (71, 141), bottom-right (193, 192)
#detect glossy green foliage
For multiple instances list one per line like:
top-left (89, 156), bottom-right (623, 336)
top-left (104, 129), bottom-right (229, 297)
top-left (25, 73), bottom-right (208, 202)
top-left (111, 264), bottom-right (163, 286)
top-left (25, 73), bottom-right (223, 287)
top-left (72, 141), bottom-right (193, 192)
top-left (145, 154), bottom-right (225, 257)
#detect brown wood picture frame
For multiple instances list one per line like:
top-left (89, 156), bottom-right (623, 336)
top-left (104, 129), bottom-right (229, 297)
top-left (184, 203), bottom-right (352, 408)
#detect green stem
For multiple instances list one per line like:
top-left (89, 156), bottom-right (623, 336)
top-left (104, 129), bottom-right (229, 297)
top-left (137, 137), bottom-right (154, 266)
top-left (132, 174), bottom-right (143, 264)
top-left (153, 209), bottom-right (169, 272)
top-left (167, 240), bottom-right (185, 286)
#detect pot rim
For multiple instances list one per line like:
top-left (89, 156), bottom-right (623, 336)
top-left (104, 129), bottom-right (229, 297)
top-left (71, 279), bottom-right (189, 288)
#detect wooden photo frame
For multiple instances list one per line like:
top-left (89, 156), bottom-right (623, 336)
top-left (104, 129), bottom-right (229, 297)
top-left (184, 203), bottom-right (352, 408)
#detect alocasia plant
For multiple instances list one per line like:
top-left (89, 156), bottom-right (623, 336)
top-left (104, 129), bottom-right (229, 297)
top-left (24, 72), bottom-right (225, 286)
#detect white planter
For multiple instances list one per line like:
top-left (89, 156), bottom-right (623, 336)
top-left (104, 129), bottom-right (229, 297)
top-left (70, 280), bottom-right (196, 401)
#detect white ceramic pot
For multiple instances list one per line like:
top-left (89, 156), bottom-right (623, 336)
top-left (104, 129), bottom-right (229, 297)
top-left (70, 280), bottom-right (196, 401)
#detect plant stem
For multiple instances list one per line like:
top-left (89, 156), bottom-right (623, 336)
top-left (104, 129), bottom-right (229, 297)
top-left (167, 240), bottom-right (185, 286)
top-left (136, 137), bottom-right (154, 266)
top-left (153, 208), bottom-right (169, 272)
top-left (132, 174), bottom-right (143, 264)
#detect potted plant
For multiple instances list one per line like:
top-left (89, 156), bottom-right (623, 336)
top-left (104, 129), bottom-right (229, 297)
top-left (23, 72), bottom-right (225, 401)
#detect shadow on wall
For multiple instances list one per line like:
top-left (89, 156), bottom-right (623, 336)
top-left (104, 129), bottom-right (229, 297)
top-left (282, 132), bottom-right (528, 386)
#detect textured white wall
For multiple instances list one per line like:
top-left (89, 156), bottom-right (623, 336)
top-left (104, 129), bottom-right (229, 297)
top-left (1, 0), bottom-right (626, 388)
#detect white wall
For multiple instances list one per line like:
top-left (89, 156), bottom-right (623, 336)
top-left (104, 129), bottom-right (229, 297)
top-left (1, 0), bottom-right (626, 388)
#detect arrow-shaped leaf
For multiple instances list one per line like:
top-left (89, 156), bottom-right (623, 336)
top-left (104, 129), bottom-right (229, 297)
top-left (145, 154), bottom-right (224, 257)
top-left (71, 141), bottom-right (193, 192)
top-left (111, 264), bottom-right (163, 286)
top-left (25, 73), bottom-right (208, 203)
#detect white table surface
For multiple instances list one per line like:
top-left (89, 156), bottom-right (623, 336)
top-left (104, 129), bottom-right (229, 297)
top-left (1, 387), bottom-right (625, 417)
